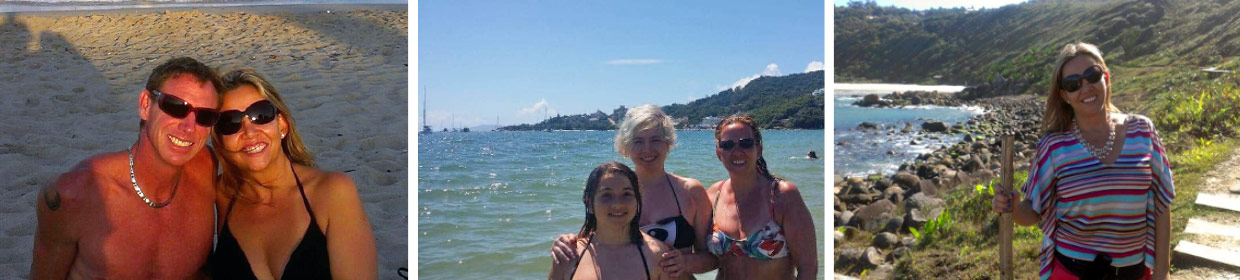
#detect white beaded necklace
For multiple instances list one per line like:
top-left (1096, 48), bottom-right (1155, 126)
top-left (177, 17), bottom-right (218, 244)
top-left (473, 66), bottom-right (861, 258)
top-left (128, 148), bottom-right (180, 208)
top-left (1072, 118), bottom-right (1116, 162)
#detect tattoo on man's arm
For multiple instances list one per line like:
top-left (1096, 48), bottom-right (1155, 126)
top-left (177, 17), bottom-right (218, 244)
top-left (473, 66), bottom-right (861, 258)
top-left (43, 187), bottom-right (61, 211)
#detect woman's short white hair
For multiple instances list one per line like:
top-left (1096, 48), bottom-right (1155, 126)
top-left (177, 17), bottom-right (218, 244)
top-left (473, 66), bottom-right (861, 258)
top-left (614, 104), bottom-right (677, 157)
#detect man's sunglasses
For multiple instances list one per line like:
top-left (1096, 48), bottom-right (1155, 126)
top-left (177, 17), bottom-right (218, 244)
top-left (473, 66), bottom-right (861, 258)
top-left (149, 89), bottom-right (220, 127)
top-left (1060, 65), bottom-right (1104, 93)
top-left (216, 100), bottom-right (279, 136)
top-left (718, 138), bottom-right (755, 150)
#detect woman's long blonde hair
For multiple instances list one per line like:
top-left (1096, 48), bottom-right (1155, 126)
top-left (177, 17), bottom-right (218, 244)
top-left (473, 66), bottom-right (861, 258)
top-left (213, 69), bottom-right (316, 190)
top-left (1043, 42), bottom-right (1121, 134)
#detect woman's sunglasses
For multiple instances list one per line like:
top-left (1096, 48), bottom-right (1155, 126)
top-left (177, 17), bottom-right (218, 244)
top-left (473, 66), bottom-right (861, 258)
top-left (215, 100), bottom-right (278, 135)
top-left (149, 89), bottom-right (220, 127)
top-left (1060, 65), bottom-right (1104, 93)
top-left (718, 138), bottom-right (755, 150)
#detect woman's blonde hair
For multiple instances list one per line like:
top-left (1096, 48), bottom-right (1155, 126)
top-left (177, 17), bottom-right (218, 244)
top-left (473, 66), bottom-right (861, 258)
top-left (614, 104), bottom-right (677, 157)
top-left (1043, 42), bottom-right (1121, 133)
top-left (213, 69), bottom-right (316, 190)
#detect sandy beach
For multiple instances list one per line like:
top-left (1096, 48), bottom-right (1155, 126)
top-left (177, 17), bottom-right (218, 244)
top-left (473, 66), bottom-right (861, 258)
top-left (0, 4), bottom-right (407, 278)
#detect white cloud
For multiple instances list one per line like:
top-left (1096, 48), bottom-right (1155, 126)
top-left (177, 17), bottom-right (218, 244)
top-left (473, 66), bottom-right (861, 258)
top-left (518, 99), bottom-right (557, 117)
top-left (725, 63), bottom-right (781, 91)
top-left (804, 61), bottom-right (824, 72)
top-left (605, 59), bottom-right (663, 65)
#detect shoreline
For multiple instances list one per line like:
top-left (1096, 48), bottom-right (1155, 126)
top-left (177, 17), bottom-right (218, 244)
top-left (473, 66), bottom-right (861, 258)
top-left (833, 90), bottom-right (1043, 276)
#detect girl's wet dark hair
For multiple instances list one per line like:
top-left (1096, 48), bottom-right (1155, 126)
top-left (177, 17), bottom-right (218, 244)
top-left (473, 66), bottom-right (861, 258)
top-left (577, 162), bottom-right (644, 245)
top-left (714, 115), bottom-right (780, 181)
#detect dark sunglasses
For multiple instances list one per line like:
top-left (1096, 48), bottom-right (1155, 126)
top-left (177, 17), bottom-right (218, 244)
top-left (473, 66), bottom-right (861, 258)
top-left (718, 138), bottom-right (755, 150)
top-left (1060, 65), bottom-right (1104, 93)
top-left (215, 100), bottom-right (279, 136)
top-left (149, 89), bottom-right (220, 127)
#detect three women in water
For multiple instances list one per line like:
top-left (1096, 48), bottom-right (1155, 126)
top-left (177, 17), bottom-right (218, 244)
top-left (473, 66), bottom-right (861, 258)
top-left (550, 105), bottom-right (817, 279)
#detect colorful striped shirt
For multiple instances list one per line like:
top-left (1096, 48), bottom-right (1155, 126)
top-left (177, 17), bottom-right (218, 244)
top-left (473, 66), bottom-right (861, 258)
top-left (1020, 114), bottom-right (1174, 280)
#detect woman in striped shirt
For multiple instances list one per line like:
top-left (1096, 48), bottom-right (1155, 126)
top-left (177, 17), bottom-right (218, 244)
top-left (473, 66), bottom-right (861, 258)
top-left (992, 42), bottom-right (1174, 280)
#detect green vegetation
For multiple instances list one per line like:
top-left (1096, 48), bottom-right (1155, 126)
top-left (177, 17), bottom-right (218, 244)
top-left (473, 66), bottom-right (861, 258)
top-left (892, 173), bottom-right (1044, 279)
top-left (500, 71), bottom-right (824, 131)
top-left (664, 71), bottom-right (825, 129)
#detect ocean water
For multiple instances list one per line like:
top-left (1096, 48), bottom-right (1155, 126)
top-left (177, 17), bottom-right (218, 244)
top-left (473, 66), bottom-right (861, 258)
top-left (417, 130), bottom-right (826, 280)
top-left (0, 0), bottom-right (406, 12)
top-left (833, 84), bottom-right (982, 177)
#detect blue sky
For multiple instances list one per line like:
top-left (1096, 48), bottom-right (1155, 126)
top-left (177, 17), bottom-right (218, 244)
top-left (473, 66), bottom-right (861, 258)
top-left (833, 0), bottom-right (1028, 10)
top-left (419, 1), bottom-right (824, 129)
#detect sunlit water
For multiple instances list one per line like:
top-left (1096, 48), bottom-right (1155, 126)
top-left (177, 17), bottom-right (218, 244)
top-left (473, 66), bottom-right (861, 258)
top-left (833, 84), bottom-right (982, 177)
top-left (418, 130), bottom-right (825, 279)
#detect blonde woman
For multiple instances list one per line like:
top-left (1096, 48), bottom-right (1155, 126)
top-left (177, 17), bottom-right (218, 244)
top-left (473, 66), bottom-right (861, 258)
top-left (208, 69), bottom-right (377, 279)
top-left (992, 42), bottom-right (1173, 280)
top-left (552, 105), bottom-right (716, 279)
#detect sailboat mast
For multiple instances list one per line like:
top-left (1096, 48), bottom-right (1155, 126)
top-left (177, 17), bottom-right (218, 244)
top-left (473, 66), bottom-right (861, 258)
top-left (422, 86), bottom-right (427, 128)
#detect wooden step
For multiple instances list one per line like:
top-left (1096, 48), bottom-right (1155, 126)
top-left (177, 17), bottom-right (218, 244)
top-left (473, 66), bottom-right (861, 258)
top-left (834, 273), bottom-right (859, 280)
top-left (1184, 218), bottom-right (1240, 241)
top-left (1194, 193), bottom-right (1240, 213)
top-left (1174, 240), bottom-right (1240, 268)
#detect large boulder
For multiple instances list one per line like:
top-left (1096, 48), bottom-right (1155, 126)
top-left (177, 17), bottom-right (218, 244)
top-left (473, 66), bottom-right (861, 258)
top-left (905, 193), bottom-right (945, 212)
top-left (856, 94), bottom-right (884, 107)
top-left (850, 200), bottom-right (895, 231)
top-left (857, 121), bottom-right (879, 130)
top-left (919, 179), bottom-right (940, 197)
top-left (892, 172), bottom-right (920, 190)
top-left (921, 121), bottom-right (949, 133)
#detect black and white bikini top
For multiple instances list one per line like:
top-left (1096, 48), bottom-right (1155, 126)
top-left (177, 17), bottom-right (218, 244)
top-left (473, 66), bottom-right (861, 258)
top-left (639, 174), bottom-right (696, 249)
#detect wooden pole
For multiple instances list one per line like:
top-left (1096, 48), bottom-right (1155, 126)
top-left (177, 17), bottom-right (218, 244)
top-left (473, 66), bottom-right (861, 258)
top-left (1000, 134), bottom-right (1015, 280)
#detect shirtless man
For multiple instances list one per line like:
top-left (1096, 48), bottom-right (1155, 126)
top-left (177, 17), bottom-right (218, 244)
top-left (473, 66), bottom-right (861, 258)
top-left (32, 57), bottom-right (221, 279)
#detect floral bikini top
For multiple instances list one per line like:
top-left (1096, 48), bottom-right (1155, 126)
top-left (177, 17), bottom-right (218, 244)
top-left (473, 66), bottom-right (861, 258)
top-left (707, 179), bottom-right (789, 260)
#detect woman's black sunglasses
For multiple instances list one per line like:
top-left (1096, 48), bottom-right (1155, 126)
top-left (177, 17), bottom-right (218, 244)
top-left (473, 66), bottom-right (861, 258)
top-left (149, 89), bottom-right (220, 127)
top-left (1060, 65), bottom-right (1103, 93)
top-left (215, 100), bottom-right (278, 135)
top-left (718, 138), bottom-right (755, 150)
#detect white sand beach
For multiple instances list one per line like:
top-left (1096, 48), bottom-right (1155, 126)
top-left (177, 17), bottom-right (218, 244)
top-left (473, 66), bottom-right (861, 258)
top-left (0, 5), bottom-right (408, 277)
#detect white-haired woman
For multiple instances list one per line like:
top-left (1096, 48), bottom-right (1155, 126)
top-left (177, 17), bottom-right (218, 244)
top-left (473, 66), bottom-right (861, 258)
top-left (993, 42), bottom-right (1173, 280)
top-left (551, 104), bottom-right (717, 279)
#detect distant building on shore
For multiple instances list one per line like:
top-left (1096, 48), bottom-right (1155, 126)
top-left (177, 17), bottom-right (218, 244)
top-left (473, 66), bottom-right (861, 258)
top-left (695, 116), bottom-right (724, 129)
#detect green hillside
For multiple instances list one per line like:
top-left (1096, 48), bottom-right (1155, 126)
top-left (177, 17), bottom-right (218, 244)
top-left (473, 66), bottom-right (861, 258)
top-left (501, 70), bottom-right (825, 131)
top-left (836, 0), bottom-right (1240, 92)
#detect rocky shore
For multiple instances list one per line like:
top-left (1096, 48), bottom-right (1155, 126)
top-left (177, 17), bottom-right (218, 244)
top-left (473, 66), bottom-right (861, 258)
top-left (834, 91), bottom-right (1044, 277)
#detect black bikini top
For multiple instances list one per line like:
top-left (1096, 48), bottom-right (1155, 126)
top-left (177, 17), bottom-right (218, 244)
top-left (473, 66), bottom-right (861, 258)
top-left (639, 174), bottom-right (696, 249)
top-left (211, 165), bottom-right (331, 279)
